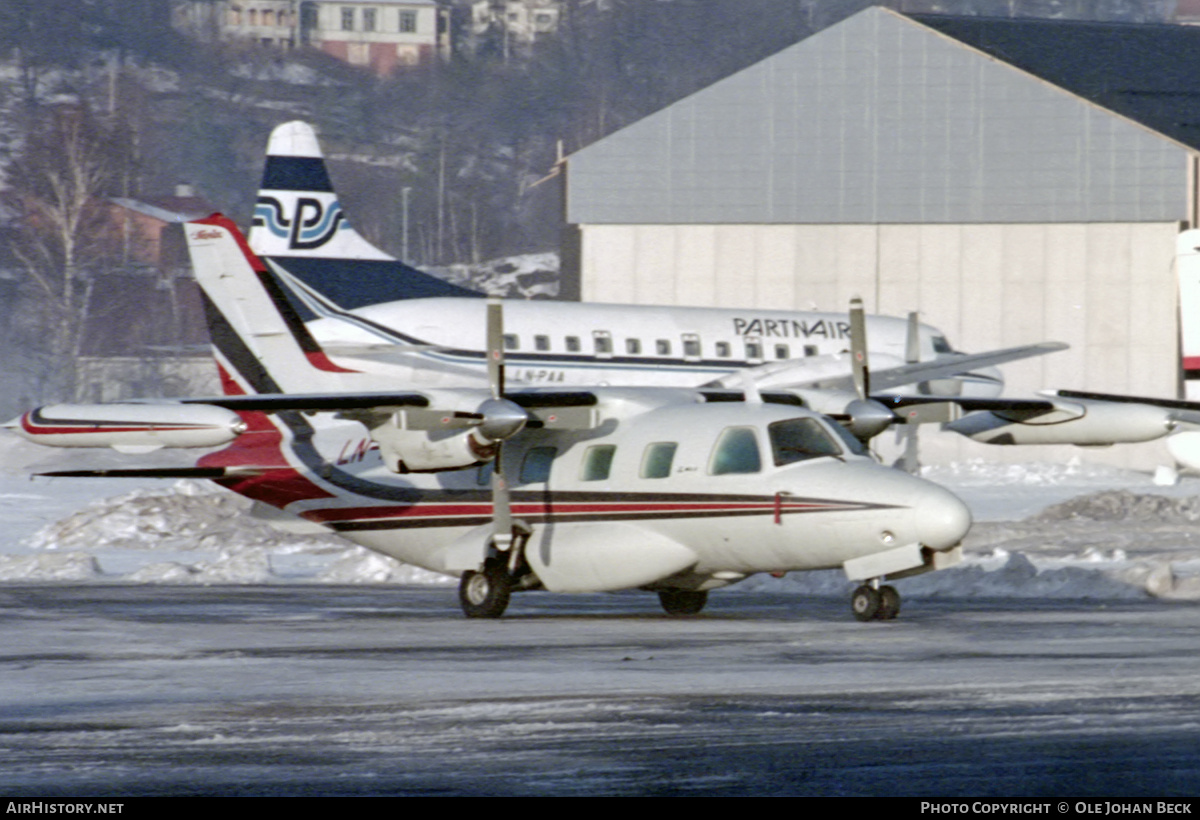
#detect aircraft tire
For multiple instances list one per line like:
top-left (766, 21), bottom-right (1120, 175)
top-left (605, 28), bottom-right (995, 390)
top-left (658, 589), bottom-right (708, 616)
top-left (459, 563), bottom-right (512, 619)
top-left (851, 585), bottom-right (881, 621)
top-left (876, 585), bottom-right (901, 620)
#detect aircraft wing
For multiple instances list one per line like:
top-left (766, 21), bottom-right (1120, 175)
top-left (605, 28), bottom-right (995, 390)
top-left (178, 389), bottom-right (599, 413)
top-left (178, 392), bottom-right (432, 412)
top-left (35, 466), bottom-right (273, 479)
top-left (807, 342), bottom-right (1068, 393)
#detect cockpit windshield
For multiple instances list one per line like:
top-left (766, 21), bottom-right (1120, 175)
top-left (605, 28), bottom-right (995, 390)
top-left (768, 418), bottom-right (845, 466)
top-left (932, 335), bottom-right (954, 354)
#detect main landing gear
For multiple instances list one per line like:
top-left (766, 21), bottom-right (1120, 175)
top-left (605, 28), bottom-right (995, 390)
top-left (851, 583), bottom-right (900, 622)
top-left (657, 589), bottom-right (708, 616)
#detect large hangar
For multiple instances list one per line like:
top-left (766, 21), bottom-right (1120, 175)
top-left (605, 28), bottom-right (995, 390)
top-left (564, 6), bottom-right (1200, 468)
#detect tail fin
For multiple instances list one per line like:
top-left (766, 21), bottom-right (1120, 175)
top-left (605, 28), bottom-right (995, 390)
top-left (250, 120), bottom-right (479, 309)
top-left (187, 214), bottom-right (369, 396)
top-left (1178, 229), bottom-right (1200, 400)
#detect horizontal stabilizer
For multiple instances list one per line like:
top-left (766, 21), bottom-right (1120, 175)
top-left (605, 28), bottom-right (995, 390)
top-left (110, 197), bottom-right (209, 224)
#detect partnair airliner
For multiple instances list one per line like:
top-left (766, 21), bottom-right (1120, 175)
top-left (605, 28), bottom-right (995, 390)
top-left (247, 121), bottom-right (1057, 396)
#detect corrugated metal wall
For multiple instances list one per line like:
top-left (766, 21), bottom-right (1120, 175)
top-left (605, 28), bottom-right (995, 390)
top-left (567, 7), bottom-right (1196, 467)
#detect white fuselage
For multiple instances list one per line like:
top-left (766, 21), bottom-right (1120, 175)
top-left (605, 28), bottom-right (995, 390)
top-left (308, 298), bottom-right (999, 394)
top-left (219, 400), bottom-right (970, 592)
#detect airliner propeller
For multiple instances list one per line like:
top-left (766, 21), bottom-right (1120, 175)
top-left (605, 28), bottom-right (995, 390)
top-left (840, 297), bottom-right (896, 442)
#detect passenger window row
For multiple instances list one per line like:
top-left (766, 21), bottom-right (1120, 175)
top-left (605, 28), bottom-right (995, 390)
top-left (479, 419), bottom-right (847, 486)
top-left (501, 333), bottom-right (822, 361)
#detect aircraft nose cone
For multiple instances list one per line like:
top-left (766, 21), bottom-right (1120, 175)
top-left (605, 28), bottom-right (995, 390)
top-left (916, 484), bottom-right (972, 550)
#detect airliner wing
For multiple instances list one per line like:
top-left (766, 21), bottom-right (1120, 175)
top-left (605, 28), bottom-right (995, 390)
top-left (807, 341), bottom-right (1068, 392)
top-left (1052, 389), bottom-right (1200, 426)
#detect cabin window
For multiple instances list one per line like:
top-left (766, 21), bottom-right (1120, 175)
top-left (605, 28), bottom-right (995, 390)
top-left (341, 7), bottom-right (355, 30)
top-left (656, 339), bottom-right (671, 356)
top-left (933, 335), bottom-right (953, 354)
top-left (744, 338), bottom-right (763, 361)
top-left (580, 445), bottom-right (616, 481)
top-left (503, 333), bottom-right (518, 350)
top-left (768, 418), bottom-right (843, 466)
top-left (708, 427), bottom-right (761, 475)
top-left (363, 8), bottom-right (376, 30)
top-left (715, 341), bottom-right (731, 358)
top-left (534, 334), bottom-right (550, 352)
top-left (520, 447), bottom-right (556, 483)
top-left (398, 9), bottom-right (417, 32)
top-left (775, 344), bottom-right (789, 360)
top-left (626, 338), bottom-right (641, 355)
top-left (804, 345), bottom-right (818, 357)
top-left (593, 331), bottom-right (613, 355)
top-left (682, 334), bottom-right (701, 359)
top-left (565, 336), bottom-right (581, 352)
top-left (640, 442), bottom-right (677, 479)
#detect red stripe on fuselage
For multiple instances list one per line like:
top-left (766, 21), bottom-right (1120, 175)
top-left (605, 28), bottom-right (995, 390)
top-left (300, 497), bottom-right (864, 526)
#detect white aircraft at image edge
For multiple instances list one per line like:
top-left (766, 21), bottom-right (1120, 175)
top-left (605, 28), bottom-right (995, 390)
top-left (10, 122), bottom-right (1200, 621)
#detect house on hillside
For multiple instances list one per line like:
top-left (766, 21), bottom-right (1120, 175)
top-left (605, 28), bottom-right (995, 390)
top-left (172, 0), bottom-right (450, 73)
top-left (471, 0), bottom-right (561, 49)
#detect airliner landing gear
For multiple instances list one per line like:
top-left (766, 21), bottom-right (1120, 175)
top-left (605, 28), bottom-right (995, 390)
top-left (658, 589), bottom-right (708, 616)
top-left (459, 560), bottom-right (512, 618)
top-left (851, 583), bottom-right (900, 621)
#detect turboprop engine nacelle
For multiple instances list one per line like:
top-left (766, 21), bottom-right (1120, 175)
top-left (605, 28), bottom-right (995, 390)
top-left (7, 404), bottom-right (247, 452)
top-left (362, 399), bottom-right (530, 474)
top-left (370, 424), bottom-right (501, 473)
top-left (944, 396), bottom-right (1174, 446)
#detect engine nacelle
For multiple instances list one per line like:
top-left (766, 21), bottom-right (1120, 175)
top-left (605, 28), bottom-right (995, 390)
top-left (7, 404), bottom-right (246, 451)
top-left (371, 425), bottom-right (497, 473)
top-left (945, 399), bottom-right (1174, 446)
top-left (363, 398), bottom-right (529, 474)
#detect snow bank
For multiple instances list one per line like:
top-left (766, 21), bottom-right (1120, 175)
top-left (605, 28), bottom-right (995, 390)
top-left (12, 479), bottom-right (451, 586)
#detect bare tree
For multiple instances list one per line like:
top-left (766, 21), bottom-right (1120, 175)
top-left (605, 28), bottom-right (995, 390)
top-left (5, 105), bottom-right (125, 402)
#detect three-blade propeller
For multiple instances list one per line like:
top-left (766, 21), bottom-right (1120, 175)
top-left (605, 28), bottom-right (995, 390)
top-left (482, 298), bottom-right (527, 552)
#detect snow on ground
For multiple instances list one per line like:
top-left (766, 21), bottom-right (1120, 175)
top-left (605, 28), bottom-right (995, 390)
top-left (3, 430), bottom-right (1200, 600)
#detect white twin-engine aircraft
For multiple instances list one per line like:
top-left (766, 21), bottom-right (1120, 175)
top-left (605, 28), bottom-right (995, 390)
top-left (13, 214), bottom-right (983, 621)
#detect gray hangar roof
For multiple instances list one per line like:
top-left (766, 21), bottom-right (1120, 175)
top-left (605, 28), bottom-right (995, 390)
top-left (566, 6), bottom-right (1195, 225)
